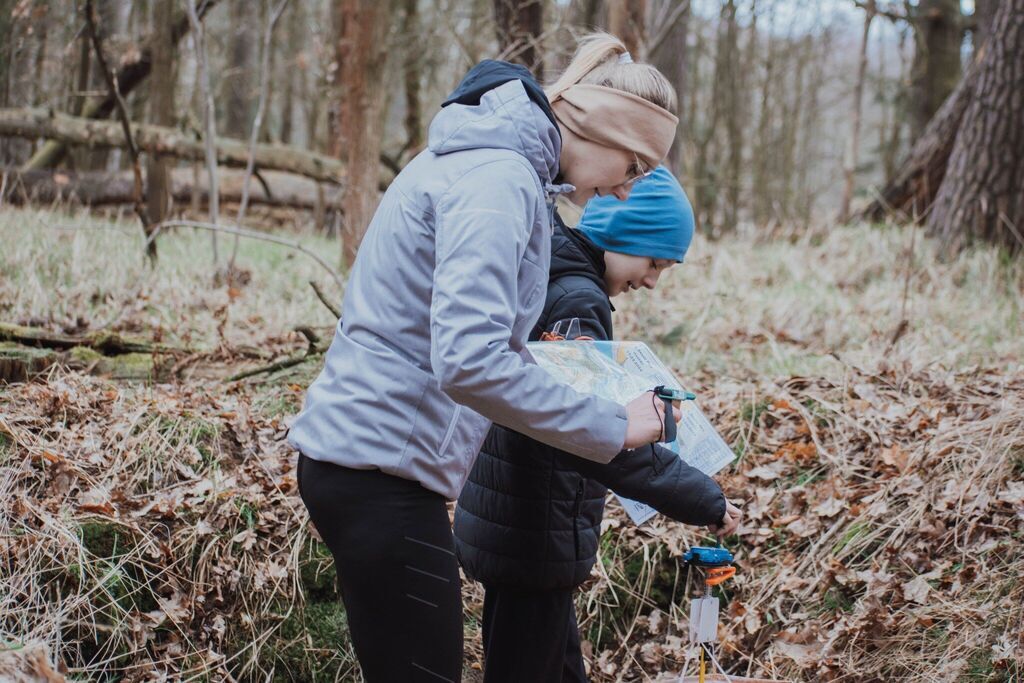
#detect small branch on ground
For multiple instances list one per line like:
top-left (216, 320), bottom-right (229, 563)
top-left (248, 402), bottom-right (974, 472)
top-left (308, 280), bottom-right (341, 319)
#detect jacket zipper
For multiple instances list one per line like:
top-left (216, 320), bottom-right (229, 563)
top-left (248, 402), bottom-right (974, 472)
top-left (572, 479), bottom-right (586, 559)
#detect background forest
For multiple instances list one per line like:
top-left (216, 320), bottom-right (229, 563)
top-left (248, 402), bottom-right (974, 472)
top-left (1, 0), bottom-right (1022, 681)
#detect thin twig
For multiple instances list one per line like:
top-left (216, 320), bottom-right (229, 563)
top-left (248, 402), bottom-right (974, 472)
top-left (230, 0), bottom-right (291, 270)
top-left (83, 0), bottom-right (155, 262)
top-left (146, 219), bottom-right (344, 290)
top-left (308, 280), bottom-right (341, 319)
top-left (184, 0), bottom-right (220, 266)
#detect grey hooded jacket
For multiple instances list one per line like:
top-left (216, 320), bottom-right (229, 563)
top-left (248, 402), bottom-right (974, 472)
top-left (287, 77), bottom-right (629, 500)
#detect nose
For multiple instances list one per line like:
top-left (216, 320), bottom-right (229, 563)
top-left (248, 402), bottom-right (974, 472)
top-left (642, 271), bottom-right (660, 289)
top-left (611, 184), bottom-right (632, 201)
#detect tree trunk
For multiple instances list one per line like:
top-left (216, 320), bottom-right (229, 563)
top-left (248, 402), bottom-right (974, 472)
top-left (574, 0), bottom-right (604, 31)
top-left (279, 0), bottom-right (301, 145)
top-left (21, 0), bottom-right (221, 172)
top-left (223, 0), bottom-right (258, 139)
top-left (333, 0), bottom-right (395, 269)
top-left (0, 0), bottom-right (13, 116)
top-left (860, 59), bottom-right (978, 223)
top-left (908, 0), bottom-right (963, 140)
top-left (607, 0), bottom-right (646, 59)
top-left (86, 0), bottom-right (128, 171)
top-left (145, 0), bottom-right (175, 231)
top-left (401, 0), bottom-right (423, 156)
top-left (493, 0), bottom-right (545, 76)
top-left (927, 0), bottom-right (1024, 255)
top-left (30, 0), bottom-right (48, 109)
top-left (719, 0), bottom-right (742, 233)
top-left (650, 0), bottom-right (689, 175)
top-left (971, 0), bottom-right (998, 53)
top-left (839, 2), bottom-right (874, 223)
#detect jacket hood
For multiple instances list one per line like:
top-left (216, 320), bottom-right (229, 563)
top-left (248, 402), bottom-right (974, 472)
top-left (550, 215), bottom-right (607, 294)
top-left (429, 60), bottom-right (561, 185)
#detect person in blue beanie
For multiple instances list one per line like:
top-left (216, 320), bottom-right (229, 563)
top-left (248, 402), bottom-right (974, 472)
top-left (454, 166), bottom-right (743, 682)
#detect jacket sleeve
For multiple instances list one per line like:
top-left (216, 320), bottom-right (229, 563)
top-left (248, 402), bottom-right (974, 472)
top-left (429, 160), bottom-right (628, 463)
top-left (567, 444), bottom-right (728, 527)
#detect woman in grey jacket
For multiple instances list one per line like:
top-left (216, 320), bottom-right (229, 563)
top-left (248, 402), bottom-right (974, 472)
top-left (290, 33), bottom-right (681, 682)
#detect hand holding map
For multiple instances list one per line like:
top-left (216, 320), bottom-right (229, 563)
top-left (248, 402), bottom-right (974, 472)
top-left (526, 340), bottom-right (736, 524)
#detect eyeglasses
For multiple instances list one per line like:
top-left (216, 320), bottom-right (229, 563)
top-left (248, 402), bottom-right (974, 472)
top-left (624, 153), bottom-right (655, 187)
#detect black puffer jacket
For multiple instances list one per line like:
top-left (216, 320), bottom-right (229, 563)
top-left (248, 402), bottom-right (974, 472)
top-left (453, 217), bottom-right (727, 590)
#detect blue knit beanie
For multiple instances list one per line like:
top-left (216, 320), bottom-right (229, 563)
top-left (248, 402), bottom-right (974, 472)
top-left (576, 166), bottom-right (694, 262)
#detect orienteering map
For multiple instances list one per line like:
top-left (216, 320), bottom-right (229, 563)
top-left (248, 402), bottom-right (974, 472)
top-left (526, 340), bottom-right (735, 525)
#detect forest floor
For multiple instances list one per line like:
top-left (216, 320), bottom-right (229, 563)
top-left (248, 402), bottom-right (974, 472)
top-left (1, 205), bottom-right (1022, 682)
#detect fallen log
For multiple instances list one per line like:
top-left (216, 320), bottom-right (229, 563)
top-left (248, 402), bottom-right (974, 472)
top-left (0, 322), bottom-right (184, 356)
top-left (0, 342), bottom-right (168, 383)
top-left (22, 0), bottom-right (221, 171)
top-left (2, 108), bottom-right (351, 184)
top-left (1, 167), bottom-right (343, 213)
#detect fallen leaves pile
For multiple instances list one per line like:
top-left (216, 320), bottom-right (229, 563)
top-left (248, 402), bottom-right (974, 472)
top-left (571, 360), bottom-right (1024, 681)
top-left (0, 368), bottom-right (356, 681)
top-left (2, 359), bottom-right (1022, 681)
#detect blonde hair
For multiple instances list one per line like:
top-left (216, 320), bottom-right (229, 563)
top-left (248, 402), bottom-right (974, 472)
top-left (545, 32), bottom-right (678, 114)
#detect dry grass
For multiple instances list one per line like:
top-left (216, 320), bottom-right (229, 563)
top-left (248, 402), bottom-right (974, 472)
top-left (1, 205), bottom-right (1022, 681)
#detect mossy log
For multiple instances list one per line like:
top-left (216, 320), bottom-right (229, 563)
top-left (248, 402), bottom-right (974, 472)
top-left (0, 323), bottom-right (180, 383)
top-left (0, 322), bottom-right (183, 355)
top-left (0, 342), bottom-right (57, 383)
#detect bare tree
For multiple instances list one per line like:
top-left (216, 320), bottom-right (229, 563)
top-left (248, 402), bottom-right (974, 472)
top-left (908, 0), bottom-right (963, 140)
top-left (927, 0), bottom-right (1024, 255)
top-left (186, 0), bottom-right (221, 264)
top-left (607, 0), bottom-right (645, 58)
top-left (493, 0), bottom-right (545, 75)
top-left (223, 0), bottom-right (259, 139)
top-left (649, 0), bottom-right (689, 174)
top-left (146, 0), bottom-right (177, 230)
top-left (332, 0), bottom-right (397, 268)
top-left (839, 0), bottom-right (874, 223)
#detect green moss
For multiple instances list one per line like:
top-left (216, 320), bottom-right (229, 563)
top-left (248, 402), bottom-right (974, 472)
top-left (259, 601), bottom-right (356, 682)
top-left (300, 539), bottom-right (339, 603)
top-left (79, 520), bottom-right (130, 560)
top-left (66, 346), bottom-right (158, 381)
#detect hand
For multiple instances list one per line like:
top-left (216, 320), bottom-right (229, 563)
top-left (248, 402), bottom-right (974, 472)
top-left (622, 391), bottom-right (681, 449)
top-left (709, 500), bottom-right (742, 538)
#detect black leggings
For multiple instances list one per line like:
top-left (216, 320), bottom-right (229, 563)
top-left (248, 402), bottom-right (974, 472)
top-left (481, 585), bottom-right (587, 683)
top-left (297, 453), bottom-right (463, 682)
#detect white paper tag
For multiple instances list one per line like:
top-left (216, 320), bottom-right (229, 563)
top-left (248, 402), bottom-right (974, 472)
top-left (689, 595), bottom-right (719, 644)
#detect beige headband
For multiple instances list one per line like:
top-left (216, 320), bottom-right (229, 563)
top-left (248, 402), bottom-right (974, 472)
top-left (551, 83), bottom-right (679, 171)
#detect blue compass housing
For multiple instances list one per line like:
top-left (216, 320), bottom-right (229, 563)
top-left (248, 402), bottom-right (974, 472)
top-left (683, 546), bottom-right (735, 567)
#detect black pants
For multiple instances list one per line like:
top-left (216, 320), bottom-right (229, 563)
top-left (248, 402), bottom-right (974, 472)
top-left (481, 584), bottom-right (588, 683)
top-left (297, 454), bottom-right (463, 682)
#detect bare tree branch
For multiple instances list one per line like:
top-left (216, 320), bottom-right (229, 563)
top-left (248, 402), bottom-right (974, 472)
top-left (83, 0), bottom-right (155, 261)
top-left (309, 280), bottom-right (342, 319)
top-left (147, 220), bottom-right (345, 290)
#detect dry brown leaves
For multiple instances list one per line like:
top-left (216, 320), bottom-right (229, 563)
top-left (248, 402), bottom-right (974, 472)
top-left (573, 361), bottom-right (1024, 682)
top-left (3, 358), bottom-right (1023, 681)
top-left (0, 367), bottom-right (306, 680)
